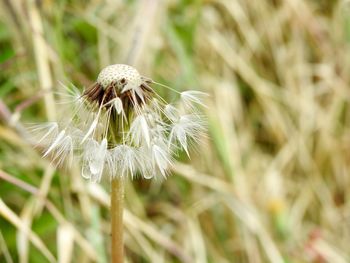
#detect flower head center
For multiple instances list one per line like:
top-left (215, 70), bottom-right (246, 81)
top-left (83, 64), bottom-right (153, 111)
top-left (97, 64), bottom-right (142, 91)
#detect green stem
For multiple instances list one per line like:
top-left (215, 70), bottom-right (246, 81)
top-left (111, 177), bottom-right (124, 263)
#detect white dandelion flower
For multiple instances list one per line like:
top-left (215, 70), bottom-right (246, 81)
top-left (32, 64), bottom-right (207, 181)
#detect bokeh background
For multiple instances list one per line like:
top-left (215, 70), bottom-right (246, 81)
top-left (1, 0), bottom-right (350, 262)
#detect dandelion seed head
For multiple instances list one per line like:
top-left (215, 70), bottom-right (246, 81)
top-left (32, 64), bottom-right (207, 181)
top-left (97, 64), bottom-right (142, 91)
top-left (84, 64), bottom-right (153, 114)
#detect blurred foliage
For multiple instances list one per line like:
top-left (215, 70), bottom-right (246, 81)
top-left (1, 0), bottom-right (350, 262)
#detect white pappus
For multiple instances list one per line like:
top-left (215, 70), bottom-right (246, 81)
top-left (31, 64), bottom-right (207, 181)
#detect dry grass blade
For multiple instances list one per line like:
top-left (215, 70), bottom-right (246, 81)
top-left (0, 170), bottom-right (38, 195)
top-left (312, 239), bottom-right (348, 263)
top-left (57, 224), bottom-right (74, 263)
top-left (40, 199), bottom-right (99, 261)
top-left (124, 211), bottom-right (192, 263)
top-left (86, 183), bottom-right (192, 262)
top-left (0, 170), bottom-right (98, 261)
top-left (126, 226), bottom-right (163, 262)
top-left (173, 162), bottom-right (233, 194)
top-left (27, 0), bottom-right (56, 121)
top-left (0, 230), bottom-right (13, 263)
top-left (33, 166), bottom-right (55, 215)
top-left (187, 218), bottom-right (207, 263)
top-left (0, 199), bottom-right (56, 263)
top-left (17, 201), bottom-right (35, 263)
top-left (223, 197), bottom-right (284, 263)
top-left (124, 0), bottom-right (160, 66)
top-left (1, 0), bottom-right (350, 261)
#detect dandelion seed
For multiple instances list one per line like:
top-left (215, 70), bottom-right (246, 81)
top-left (181, 90), bottom-right (208, 109)
top-left (39, 128), bottom-right (75, 167)
top-left (169, 114), bottom-right (205, 156)
top-left (56, 82), bottom-right (82, 105)
top-left (29, 122), bottom-right (59, 145)
top-left (82, 138), bottom-right (107, 182)
top-left (128, 115), bottom-right (151, 147)
top-left (170, 125), bottom-right (188, 155)
top-left (81, 117), bottom-right (99, 144)
top-left (111, 145), bottom-right (139, 178)
top-left (113, 97), bottom-right (123, 115)
top-left (43, 130), bottom-right (66, 157)
top-left (51, 135), bottom-right (73, 167)
top-left (152, 144), bottom-right (171, 177)
top-left (164, 104), bottom-right (179, 122)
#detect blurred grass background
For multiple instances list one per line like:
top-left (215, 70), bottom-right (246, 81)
top-left (1, 0), bottom-right (350, 262)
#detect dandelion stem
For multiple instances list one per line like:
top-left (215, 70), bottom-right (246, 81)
top-left (111, 177), bottom-right (124, 263)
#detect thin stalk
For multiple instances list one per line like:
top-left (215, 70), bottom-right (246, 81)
top-left (27, 0), bottom-right (56, 121)
top-left (124, 0), bottom-right (159, 67)
top-left (111, 177), bottom-right (124, 263)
